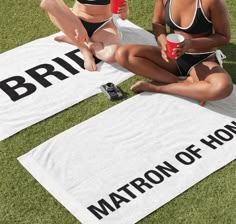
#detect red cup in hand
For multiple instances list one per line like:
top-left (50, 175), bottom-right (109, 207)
top-left (111, 0), bottom-right (125, 14)
top-left (166, 34), bottom-right (185, 59)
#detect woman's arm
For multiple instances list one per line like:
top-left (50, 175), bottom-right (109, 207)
top-left (152, 0), bottom-right (167, 46)
top-left (152, 0), bottom-right (170, 61)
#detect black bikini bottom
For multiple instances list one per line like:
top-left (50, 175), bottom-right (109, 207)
top-left (80, 18), bottom-right (112, 37)
top-left (176, 52), bottom-right (214, 76)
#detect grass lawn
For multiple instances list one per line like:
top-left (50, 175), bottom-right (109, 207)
top-left (0, 0), bottom-right (236, 223)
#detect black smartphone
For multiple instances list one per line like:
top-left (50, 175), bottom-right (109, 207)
top-left (100, 82), bottom-right (123, 100)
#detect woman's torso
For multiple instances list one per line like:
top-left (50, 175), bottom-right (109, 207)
top-left (164, 0), bottom-right (215, 52)
top-left (73, 0), bottom-right (112, 22)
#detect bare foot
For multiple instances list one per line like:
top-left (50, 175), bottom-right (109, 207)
top-left (54, 35), bottom-right (74, 45)
top-left (55, 36), bottom-right (96, 71)
top-left (83, 52), bottom-right (97, 71)
top-left (199, 101), bottom-right (206, 106)
top-left (130, 81), bottom-right (158, 93)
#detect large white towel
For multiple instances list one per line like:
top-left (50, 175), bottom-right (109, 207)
top-left (0, 18), bottom-right (156, 141)
top-left (18, 87), bottom-right (236, 224)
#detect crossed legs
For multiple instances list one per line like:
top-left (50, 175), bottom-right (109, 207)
top-left (40, 0), bottom-right (121, 71)
top-left (115, 44), bottom-right (233, 104)
top-left (54, 19), bottom-right (121, 70)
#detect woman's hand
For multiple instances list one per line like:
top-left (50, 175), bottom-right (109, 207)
top-left (158, 38), bottom-right (169, 62)
top-left (172, 39), bottom-right (192, 58)
top-left (118, 1), bottom-right (129, 20)
top-left (161, 44), bottom-right (169, 62)
top-left (74, 25), bottom-right (89, 43)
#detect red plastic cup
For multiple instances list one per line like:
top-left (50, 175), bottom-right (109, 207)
top-left (166, 33), bottom-right (185, 59)
top-left (110, 0), bottom-right (125, 14)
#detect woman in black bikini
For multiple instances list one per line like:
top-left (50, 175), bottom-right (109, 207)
top-left (40, 0), bottom-right (129, 71)
top-left (115, 0), bottom-right (233, 105)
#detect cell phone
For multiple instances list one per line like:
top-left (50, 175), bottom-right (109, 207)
top-left (100, 82), bottom-right (123, 100)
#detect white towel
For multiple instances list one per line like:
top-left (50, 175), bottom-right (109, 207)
top-left (18, 87), bottom-right (236, 224)
top-left (0, 18), bottom-right (156, 141)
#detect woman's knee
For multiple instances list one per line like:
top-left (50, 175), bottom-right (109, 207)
top-left (115, 45), bottom-right (132, 65)
top-left (40, 0), bottom-right (48, 9)
top-left (217, 78), bottom-right (233, 98)
top-left (40, 0), bottom-right (54, 11)
top-left (209, 75), bottom-right (233, 100)
top-left (102, 45), bottom-right (120, 64)
top-left (40, 0), bottom-right (48, 10)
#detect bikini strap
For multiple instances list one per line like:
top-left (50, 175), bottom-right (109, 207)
top-left (163, 0), bottom-right (168, 6)
top-left (197, 0), bottom-right (202, 9)
top-left (215, 50), bottom-right (226, 68)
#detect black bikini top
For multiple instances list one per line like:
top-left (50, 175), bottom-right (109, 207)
top-left (77, 0), bottom-right (110, 5)
top-left (165, 0), bottom-right (213, 34)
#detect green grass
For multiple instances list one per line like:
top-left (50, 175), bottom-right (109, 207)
top-left (0, 0), bottom-right (236, 224)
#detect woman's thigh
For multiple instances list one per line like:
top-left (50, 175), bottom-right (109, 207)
top-left (91, 19), bottom-right (121, 46)
top-left (92, 20), bottom-right (179, 74)
top-left (190, 60), bottom-right (232, 83)
top-left (190, 60), bottom-right (233, 98)
top-left (124, 44), bottom-right (179, 75)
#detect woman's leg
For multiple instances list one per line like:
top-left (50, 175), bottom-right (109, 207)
top-left (132, 60), bottom-right (233, 103)
top-left (55, 34), bottom-right (96, 71)
top-left (40, 0), bottom-right (83, 45)
top-left (88, 19), bottom-right (122, 64)
top-left (115, 44), bottom-right (180, 83)
top-left (54, 35), bottom-right (97, 71)
top-left (40, 0), bottom-right (96, 71)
